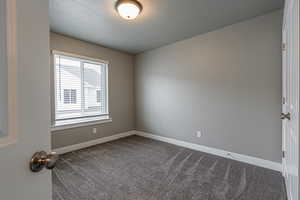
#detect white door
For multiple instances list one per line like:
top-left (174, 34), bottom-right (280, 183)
top-left (0, 0), bottom-right (53, 199)
top-left (282, 0), bottom-right (299, 199)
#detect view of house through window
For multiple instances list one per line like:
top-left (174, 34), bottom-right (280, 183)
top-left (63, 89), bottom-right (77, 104)
top-left (54, 53), bottom-right (108, 122)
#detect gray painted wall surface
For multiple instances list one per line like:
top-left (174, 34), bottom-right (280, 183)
top-left (0, 0), bottom-right (7, 137)
top-left (135, 11), bottom-right (282, 162)
top-left (51, 33), bottom-right (135, 149)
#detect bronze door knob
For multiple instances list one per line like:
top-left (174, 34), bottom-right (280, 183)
top-left (30, 151), bottom-right (59, 172)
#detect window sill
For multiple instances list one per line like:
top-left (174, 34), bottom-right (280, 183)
top-left (51, 116), bottom-right (112, 131)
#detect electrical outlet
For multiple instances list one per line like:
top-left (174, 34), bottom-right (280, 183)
top-left (92, 128), bottom-right (97, 134)
top-left (196, 130), bottom-right (202, 138)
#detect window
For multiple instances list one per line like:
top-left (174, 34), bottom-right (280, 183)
top-left (96, 90), bottom-right (101, 103)
top-left (63, 89), bottom-right (77, 104)
top-left (54, 52), bottom-right (109, 124)
top-left (71, 89), bottom-right (77, 104)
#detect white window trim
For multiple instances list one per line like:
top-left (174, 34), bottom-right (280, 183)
top-left (51, 116), bottom-right (112, 131)
top-left (52, 50), bottom-right (110, 127)
top-left (52, 50), bottom-right (109, 65)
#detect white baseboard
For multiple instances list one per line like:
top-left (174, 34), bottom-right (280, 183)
top-left (52, 130), bottom-right (136, 154)
top-left (52, 130), bottom-right (282, 172)
top-left (135, 131), bottom-right (282, 172)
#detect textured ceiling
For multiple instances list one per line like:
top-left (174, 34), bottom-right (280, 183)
top-left (49, 0), bottom-right (284, 54)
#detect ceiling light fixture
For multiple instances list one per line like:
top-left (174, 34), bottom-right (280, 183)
top-left (115, 0), bottom-right (143, 20)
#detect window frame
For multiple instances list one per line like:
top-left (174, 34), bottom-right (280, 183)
top-left (52, 50), bottom-right (110, 127)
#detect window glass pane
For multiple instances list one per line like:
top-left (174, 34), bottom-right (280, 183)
top-left (63, 89), bottom-right (70, 104)
top-left (83, 62), bottom-right (107, 115)
top-left (96, 90), bottom-right (101, 103)
top-left (71, 89), bottom-right (77, 104)
top-left (55, 55), bottom-right (82, 119)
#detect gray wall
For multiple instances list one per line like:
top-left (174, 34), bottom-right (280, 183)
top-left (51, 33), bottom-right (135, 149)
top-left (0, 0), bottom-right (7, 137)
top-left (135, 11), bottom-right (282, 162)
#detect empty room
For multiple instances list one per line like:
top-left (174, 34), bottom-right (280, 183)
top-left (0, 0), bottom-right (299, 200)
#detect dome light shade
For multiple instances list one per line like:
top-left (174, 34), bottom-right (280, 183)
top-left (116, 0), bottom-right (142, 20)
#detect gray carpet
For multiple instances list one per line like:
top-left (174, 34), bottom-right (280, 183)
top-left (53, 136), bottom-right (286, 200)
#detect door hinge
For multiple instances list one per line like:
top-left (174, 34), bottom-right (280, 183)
top-left (282, 151), bottom-right (285, 158)
top-left (282, 43), bottom-right (286, 51)
top-left (282, 97), bottom-right (286, 105)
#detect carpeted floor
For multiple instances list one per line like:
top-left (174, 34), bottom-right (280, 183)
top-left (53, 136), bottom-right (286, 200)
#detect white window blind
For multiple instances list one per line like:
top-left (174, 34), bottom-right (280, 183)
top-left (54, 53), bottom-right (108, 122)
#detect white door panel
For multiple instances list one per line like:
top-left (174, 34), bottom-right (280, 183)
top-left (282, 0), bottom-right (299, 199)
top-left (0, 0), bottom-right (51, 199)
